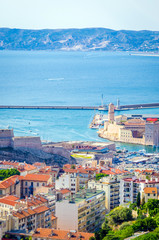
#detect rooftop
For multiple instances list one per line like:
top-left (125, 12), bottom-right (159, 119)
top-left (66, 190), bottom-right (104, 205)
top-left (21, 174), bottom-right (51, 182)
top-left (144, 187), bottom-right (157, 194)
top-left (33, 228), bottom-right (94, 240)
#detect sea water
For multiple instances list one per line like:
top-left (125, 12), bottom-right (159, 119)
top-left (0, 51), bottom-right (159, 152)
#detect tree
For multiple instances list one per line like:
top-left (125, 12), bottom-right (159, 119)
top-left (108, 207), bottom-right (132, 225)
top-left (137, 192), bottom-right (141, 207)
top-left (0, 168), bottom-right (20, 180)
top-left (71, 165), bottom-right (75, 169)
top-left (96, 173), bottom-right (109, 181)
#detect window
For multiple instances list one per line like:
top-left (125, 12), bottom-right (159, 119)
top-left (148, 193), bottom-right (150, 196)
top-left (42, 183), bottom-right (45, 186)
top-left (25, 188), bottom-right (27, 194)
top-left (25, 182), bottom-right (27, 186)
top-left (154, 194), bottom-right (156, 196)
top-left (37, 182), bottom-right (39, 187)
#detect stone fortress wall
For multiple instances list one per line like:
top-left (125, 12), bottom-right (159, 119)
top-left (11, 136), bottom-right (42, 149)
top-left (0, 129), bottom-right (14, 148)
top-left (0, 129), bottom-right (41, 149)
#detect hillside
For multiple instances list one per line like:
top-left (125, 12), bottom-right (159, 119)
top-left (0, 28), bottom-right (159, 51)
top-left (0, 147), bottom-right (75, 167)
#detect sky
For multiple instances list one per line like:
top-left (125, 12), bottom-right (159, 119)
top-left (0, 0), bottom-right (159, 31)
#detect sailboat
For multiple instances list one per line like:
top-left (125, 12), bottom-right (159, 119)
top-left (98, 94), bottom-right (108, 111)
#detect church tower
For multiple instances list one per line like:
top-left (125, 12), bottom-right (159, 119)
top-left (108, 103), bottom-right (114, 122)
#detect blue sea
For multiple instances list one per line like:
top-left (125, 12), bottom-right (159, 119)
top-left (0, 51), bottom-right (159, 152)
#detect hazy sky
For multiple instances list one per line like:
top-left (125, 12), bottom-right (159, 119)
top-left (1, 0), bottom-right (159, 31)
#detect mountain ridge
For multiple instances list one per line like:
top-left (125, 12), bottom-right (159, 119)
top-left (0, 27), bottom-right (159, 51)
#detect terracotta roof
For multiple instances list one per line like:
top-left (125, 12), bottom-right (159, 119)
top-left (13, 209), bottom-right (35, 219)
top-left (59, 189), bottom-right (71, 195)
top-left (134, 169), bottom-right (142, 173)
top-left (21, 174), bottom-right (51, 182)
top-left (13, 205), bottom-right (49, 219)
top-left (144, 187), bottom-right (157, 194)
top-left (18, 164), bottom-right (37, 172)
top-left (0, 175), bottom-right (20, 189)
top-left (26, 195), bottom-right (47, 207)
top-left (34, 205), bottom-right (49, 214)
top-left (33, 228), bottom-right (94, 240)
top-left (0, 197), bottom-right (18, 206)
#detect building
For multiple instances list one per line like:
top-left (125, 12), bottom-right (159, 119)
top-left (98, 104), bottom-right (159, 146)
top-left (55, 173), bottom-right (79, 194)
top-left (39, 166), bottom-right (59, 183)
top-left (145, 121), bottom-right (159, 146)
top-left (88, 176), bottom-right (120, 212)
top-left (120, 177), bottom-right (159, 205)
top-left (0, 175), bottom-right (20, 198)
top-left (0, 195), bottom-right (51, 237)
top-left (63, 167), bottom-right (96, 188)
top-left (143, 187), bottom-right (159, 202)
top-left (20, 174), bottom-right (52, 197)
top-left (56, 189), bottom-right (105, 233)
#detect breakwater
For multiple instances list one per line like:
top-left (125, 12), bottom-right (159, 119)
top-left (0, 103), bottom-right (159, 110)
top-left (0, 105), bottom-right (97, 110)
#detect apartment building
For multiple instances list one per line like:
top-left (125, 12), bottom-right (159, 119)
top-left (55, 172), bottom-right (79, 194)
top-left (20, 174), bottom-right (52, 197)
top-left (56, 189), bottom-right (105, 233)
top-left (120, 178), bottom-right (140, 205)
top-left (88, 176), bottom-right (120, 212)
top-left (0, 195), bottom-right (51, 238)
top-left (120, 177), bottom-right (159, 205)
top-left (64, 167), bottom-right (96, 188)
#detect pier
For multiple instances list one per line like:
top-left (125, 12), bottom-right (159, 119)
top-left (0, 102), bottom-right (159, 110)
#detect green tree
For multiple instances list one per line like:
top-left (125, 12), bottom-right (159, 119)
top-left (71, 165), bottom-right (75, 169)
top-left (0, 168), bottom-right (20, 180)
top-left (96, 173), bottom-right (109, 181)
top-left (108, 207), bottom-right (132, 225)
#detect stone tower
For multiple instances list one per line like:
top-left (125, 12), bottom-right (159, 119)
top-left (108, 103), bottom-right (114, 122)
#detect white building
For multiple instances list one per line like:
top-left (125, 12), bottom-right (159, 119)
top-left (120, 177), bottom-right (159, 205)
top-left (56, 189), bottom-right (105, 233)
top-left (55, 173), bottom-right (79, 194)
top-left (88, 176), bottom-right (120, 212)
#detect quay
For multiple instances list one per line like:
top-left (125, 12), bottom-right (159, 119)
top-left (0, 102), bottom-right (159, 110)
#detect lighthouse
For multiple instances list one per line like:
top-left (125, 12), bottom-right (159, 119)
top-left (108, 103), bottom-right (114, 122)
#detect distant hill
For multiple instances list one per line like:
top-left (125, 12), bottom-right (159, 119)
top-left (0, 28), bottom-right (159, 51)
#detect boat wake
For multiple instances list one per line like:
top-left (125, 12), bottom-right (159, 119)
top-left (46, 78), bottom-right (64, 81)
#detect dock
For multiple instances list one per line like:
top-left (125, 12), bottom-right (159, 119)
top-left (0, 102), bottom-right (159, 110)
